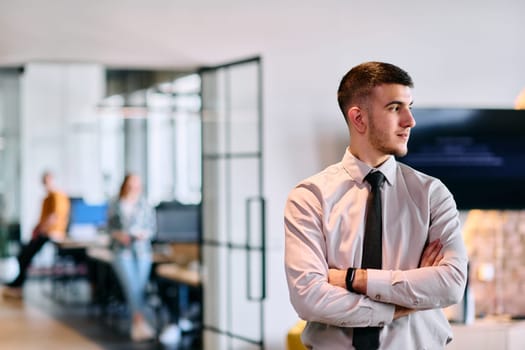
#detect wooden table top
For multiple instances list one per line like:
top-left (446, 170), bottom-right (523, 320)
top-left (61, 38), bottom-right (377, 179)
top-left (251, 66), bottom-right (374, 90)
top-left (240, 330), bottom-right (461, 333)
top-left (155, 263), bottom-right (201, 287)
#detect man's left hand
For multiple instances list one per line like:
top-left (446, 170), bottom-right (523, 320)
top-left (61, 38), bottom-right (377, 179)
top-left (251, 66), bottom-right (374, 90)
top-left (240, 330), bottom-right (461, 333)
top-left (419, 239), bottom-right (443, 267)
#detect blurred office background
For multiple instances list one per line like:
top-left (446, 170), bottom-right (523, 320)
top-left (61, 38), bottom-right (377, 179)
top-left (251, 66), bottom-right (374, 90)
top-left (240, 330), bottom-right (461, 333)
top-left (1, 1), bottom-right (525, 349)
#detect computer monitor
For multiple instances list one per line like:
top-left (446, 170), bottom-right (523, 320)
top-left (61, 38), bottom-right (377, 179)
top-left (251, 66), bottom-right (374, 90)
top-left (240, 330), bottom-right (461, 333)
top-left (69, 198), bottom-right (108, 227)
top-left (68, 198), bottom-right (108, 241)
top-left (399, 108), bottom-right (525, 209)
top-left (155, 202), bottom-right (201, 243)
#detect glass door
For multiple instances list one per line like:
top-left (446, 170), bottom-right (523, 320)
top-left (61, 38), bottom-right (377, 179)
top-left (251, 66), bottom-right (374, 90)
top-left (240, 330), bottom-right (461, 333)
top-left (200, 57), bottom-right (265, 350)
top-left (0, 69), bottom-right (21, 250)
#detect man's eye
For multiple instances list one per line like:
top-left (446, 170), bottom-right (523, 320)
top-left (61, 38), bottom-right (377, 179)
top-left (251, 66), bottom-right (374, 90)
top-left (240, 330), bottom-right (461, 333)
top-left (390, 105), bottom-right (400, 112)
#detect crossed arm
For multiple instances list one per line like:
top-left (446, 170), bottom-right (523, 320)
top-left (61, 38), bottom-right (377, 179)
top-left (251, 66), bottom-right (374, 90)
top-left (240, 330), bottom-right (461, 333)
top-left (285, 182), bottom-right (468, 327)
top-left (327, 239), bottom-right (444, 319)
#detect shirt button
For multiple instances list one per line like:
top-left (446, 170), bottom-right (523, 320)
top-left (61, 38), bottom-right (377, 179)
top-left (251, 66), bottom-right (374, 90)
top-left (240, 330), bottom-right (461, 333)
top-left (413, 300), bottom-right (419, 306)
top-left (375, 294), bottom-right (381, 300)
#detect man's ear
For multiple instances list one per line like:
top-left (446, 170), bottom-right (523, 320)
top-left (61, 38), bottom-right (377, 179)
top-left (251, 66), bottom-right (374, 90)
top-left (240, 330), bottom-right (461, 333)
top-left (347, 106), bottom-right (367, 134)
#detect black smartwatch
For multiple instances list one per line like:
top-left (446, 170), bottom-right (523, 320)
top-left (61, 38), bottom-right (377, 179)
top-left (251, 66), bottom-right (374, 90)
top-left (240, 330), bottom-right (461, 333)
top-left (345, 267), bottom-right (357, 293)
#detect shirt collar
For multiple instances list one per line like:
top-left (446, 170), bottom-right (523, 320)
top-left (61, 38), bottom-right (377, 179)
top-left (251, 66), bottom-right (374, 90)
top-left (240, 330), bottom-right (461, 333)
top-left (342, 148), bottom-right (397, 186)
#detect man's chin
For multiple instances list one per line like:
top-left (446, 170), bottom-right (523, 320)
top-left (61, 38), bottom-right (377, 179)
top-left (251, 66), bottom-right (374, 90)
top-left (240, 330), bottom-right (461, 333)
top-left (394, 148), bottom-right (408, 157)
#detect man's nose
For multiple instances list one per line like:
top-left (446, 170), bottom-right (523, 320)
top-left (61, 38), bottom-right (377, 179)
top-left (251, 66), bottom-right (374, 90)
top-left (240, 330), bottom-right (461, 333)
top-left (404, 109), bottom-right (416, 128)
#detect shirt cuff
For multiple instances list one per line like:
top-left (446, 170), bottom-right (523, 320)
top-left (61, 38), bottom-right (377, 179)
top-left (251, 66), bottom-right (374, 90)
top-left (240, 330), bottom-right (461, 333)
top-left (364, 297), bottom-right (395, 327)
top-left (337, 296), bottom-right (395, 328)
top-left (366, 269), bottom-right (394, 304)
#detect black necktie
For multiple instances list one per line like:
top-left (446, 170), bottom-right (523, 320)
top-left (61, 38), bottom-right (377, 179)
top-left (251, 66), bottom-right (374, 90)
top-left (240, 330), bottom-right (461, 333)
top-left (353, 171), bottom-right (385, 350)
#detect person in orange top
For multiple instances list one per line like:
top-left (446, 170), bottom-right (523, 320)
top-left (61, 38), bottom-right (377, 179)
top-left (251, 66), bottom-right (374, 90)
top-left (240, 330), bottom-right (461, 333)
top-left (2, 171), bottom-right (70, 298)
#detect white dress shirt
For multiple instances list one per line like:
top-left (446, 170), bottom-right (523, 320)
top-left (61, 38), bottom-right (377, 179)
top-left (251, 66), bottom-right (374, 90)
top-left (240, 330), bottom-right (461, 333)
top-left (285, 149), bottom-right (468, 350)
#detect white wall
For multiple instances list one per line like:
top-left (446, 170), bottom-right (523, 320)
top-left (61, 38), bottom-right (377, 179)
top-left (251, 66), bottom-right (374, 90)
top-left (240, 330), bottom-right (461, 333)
top-left (20, 63), bottom-right (105, 240)
top-left (261, 1), bottom-right (525, 348)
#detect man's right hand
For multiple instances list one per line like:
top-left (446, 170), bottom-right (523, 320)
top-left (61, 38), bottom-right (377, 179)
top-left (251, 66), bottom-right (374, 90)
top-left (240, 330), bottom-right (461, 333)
top-left (394, 305), bottom-right (415, 319)
top-left (393, 239), bottom-right (444, 319)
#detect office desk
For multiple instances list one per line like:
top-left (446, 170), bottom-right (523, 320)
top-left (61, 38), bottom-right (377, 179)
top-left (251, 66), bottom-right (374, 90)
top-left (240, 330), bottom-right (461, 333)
top-left (86, 246), bottom-right (162, 306)
top-left (85, 247), bottom-right (121, 315)
top-left (86, 247), bottom-right (201, 315)
top-left (86, 247), bottom-right (113, 263)
top-left (50, 238), bottom-right (108, 303)
top-left (86, 246), bottom-right (183, 264)
top-left (155, 263), bottom-right (201, 288)
top-left (155, 262), bottom-right (202, 342)
top-left (86, 245), bottom-right (203, 345)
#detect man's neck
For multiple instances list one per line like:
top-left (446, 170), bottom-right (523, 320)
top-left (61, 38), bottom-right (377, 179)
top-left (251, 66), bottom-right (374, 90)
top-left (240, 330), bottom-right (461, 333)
top-left (348, 147), bottom-right (389, 168)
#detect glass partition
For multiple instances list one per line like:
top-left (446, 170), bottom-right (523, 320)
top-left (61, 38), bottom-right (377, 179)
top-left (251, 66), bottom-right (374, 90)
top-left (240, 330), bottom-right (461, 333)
top-left (0, 69), bottom-right (21, 224)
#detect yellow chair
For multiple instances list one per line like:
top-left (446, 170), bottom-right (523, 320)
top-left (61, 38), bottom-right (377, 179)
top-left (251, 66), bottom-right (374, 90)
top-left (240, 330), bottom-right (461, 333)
top-left (287, 319), bottom-right (307, 350)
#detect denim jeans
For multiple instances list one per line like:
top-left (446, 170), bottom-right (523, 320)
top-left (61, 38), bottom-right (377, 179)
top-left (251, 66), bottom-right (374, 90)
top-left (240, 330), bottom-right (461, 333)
top-left (111, 241), bottom-right (152, 315)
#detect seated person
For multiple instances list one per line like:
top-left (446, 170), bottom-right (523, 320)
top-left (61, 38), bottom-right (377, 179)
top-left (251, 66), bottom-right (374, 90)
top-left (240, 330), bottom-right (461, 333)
top-left (2, 171), bottom-right (70, 298)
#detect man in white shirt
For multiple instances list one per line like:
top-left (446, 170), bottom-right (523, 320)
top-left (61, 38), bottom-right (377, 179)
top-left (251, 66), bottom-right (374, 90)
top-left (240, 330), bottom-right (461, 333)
top-left (284, 61), bottom-right (468, 350)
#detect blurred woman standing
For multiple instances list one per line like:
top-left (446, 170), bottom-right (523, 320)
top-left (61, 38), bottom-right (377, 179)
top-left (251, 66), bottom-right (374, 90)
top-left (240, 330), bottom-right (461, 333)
top-left (107, 173), bottom-right (156, 342)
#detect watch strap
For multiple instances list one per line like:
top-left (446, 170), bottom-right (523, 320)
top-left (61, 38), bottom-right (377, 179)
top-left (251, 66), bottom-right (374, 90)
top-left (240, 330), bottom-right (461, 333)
top-left (346, 267), bottom-right (357, 293)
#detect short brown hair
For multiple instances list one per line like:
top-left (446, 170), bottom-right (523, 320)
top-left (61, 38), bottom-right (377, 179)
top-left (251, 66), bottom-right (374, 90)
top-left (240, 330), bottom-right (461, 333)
top-left (337, 62), bottom-right (414, 123)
